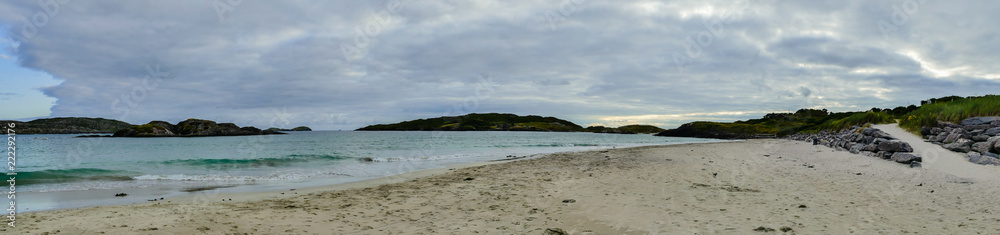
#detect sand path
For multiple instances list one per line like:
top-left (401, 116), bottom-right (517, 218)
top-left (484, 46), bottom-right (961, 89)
top-left (874, 124), bottom-right (1000, 183)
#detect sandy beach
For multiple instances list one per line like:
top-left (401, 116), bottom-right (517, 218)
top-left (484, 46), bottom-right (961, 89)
top-left (11, 139), bottom-right (1000, 234)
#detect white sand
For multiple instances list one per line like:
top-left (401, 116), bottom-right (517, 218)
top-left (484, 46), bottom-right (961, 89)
top-left (9, 138), bottom-right (1000, 234)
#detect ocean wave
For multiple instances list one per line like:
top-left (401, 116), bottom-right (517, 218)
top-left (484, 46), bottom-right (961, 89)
top-left (158, 154), bottom-right (348, 168)
top-left (16, 168), bottom-right (142, 185)
top-left (360, 154), bottom-right (469, 162)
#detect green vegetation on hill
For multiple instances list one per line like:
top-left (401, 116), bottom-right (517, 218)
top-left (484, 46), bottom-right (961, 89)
top-left (658, 94), bottom-right (1000, 139)
top-left (1, 117), bottom-right (133, 134)
top-left (656, 109), bottom-right (896, 139)
top-left (899, 95), bottom-right (1000, 133)
top-left (357, 113), bottom-right (585, 132)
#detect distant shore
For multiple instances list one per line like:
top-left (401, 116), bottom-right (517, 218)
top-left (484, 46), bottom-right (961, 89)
top-left (12, 140), bottom-right (1000, 234)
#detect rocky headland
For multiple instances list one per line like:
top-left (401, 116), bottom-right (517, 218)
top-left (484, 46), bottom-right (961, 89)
top-left (112, 119), bottom-right (284, 137)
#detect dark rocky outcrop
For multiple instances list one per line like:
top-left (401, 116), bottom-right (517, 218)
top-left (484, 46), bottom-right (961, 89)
top-left (923, 117), bottom-right (1000, 166)
top-left (113, 119), bottom-right (284, 137)
top-left (268, 126), bottom-right (313, 132)
top-left (2, 117), bottom-right (132, 134)
top-left (890, 153), bottom-right (922, 164)
top-left (788, 125), bottom-right (919, 167)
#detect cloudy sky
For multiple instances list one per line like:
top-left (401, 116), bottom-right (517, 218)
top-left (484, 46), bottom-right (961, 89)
top-left (1, 0), bottom-right (998, 130)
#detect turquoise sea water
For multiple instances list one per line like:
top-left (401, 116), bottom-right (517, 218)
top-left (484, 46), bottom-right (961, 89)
top-left (12, 131), bottom-right (720, 210)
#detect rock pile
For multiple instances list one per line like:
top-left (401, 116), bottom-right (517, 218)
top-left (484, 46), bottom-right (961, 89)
top-left (789, 125), bottom-right (920, 167)
top-left (921, 117), bottom-right (1000, 165)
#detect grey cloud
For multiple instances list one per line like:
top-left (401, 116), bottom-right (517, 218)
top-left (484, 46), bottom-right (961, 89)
top-left (2, 0), bottom-right (999, 129)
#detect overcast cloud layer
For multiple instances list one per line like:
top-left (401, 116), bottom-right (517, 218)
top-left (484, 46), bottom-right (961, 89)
top-left (2, 0), bottom-right (999, 130)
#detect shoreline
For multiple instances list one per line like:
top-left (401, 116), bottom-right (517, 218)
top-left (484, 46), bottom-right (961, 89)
top-left (13, 139), bottom-right (1000, 234)
top-left (19, 141), bottom-right (707, 213)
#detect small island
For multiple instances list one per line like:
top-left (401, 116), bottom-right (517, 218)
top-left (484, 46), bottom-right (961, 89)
top-left (0, 117), bottom-right (132, 134)
top-left (267, 126), bottom-right (312, 132)
top-left (585, 125), bottom-right (665, 134)
top-left (357, 113), bottom-right (584, 132)
top-left (357, 113), bottom-right (664, 134)
top-left (112, 119), bottom-right (284, 137)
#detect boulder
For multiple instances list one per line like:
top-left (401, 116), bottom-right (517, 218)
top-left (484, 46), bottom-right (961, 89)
top-left (960, 116), bottom-right (1000, 126)
top-left (985, 127), bottom-right (1000, 136)
top-left (973, 134), bottom-right (991, 141)
top-left (938, 121), bottom-right (961, 129)
top-left (877, 151), bottom-right (891, 160)
top-left (930, 127), bottom-right (944, 135)
top-left (973, 142), bottom-right (991, 154)
top-left (862, 144), bottom-right (879, 152)
top-left (943, 139), bottom-right (974, 153)
top-left (909, 161), bottom-right (921, 168)
top-left (849, 144), bottom-right (864, 154)
top-left (944, 133), bottom-right (963, 144)
top-left (890, 152), bottom-right (921, 164)
top-left (984, 152), bottom-right (1000, 159)
top-left (994, 138), bottom-right (1000, 154)
top-left (972, 154), bottom-right (1000, 165)
top-left (877, 140), bottom-right (913, 153)
top-left (967, 151), bottom-right (983, 162)
top-left (920, 127), bottom-right (932, 136)
top-left (929, 133), bottom-right (947, 143)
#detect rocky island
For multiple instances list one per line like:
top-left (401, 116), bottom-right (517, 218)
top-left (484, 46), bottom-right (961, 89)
top-left (112, 119), bottom-right (284, 137)
top-left (357, 113), bottom-right (664, 134)
top-left (1, 117), bottom-right (133, 134)
top-left (267, 126), bottom-right (312, 132)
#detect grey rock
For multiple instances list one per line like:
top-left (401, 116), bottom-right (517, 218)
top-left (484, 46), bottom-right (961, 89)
top-left (967, 151), bottom-right (983, 162)
top-left (920, 127), bottom-right (932, 136)
top-left (985, 136), bottom-right (1000, 154)
top-left (930, 127), bottom-right (944, 135)
top-left (970, 130), bottom-right (985, 136)
top-left (984, 152), bottom-right (1000, 159)
top-left (890, 152), bottom-right (921, 164)
top-left (985, 127), bottom-right (1000, 136)
top-left (944, 133), bottom-right (963, 144)
top-left (973, 142), bottom-right (992, 154)
top-left (960, 116), bottom-right (1000, 126)
top-left (938, 121), bottom-right (961, 128)
top-left (972, 154), bottom-right (1000, 165)
top-left (862, 144), bottom-right (879, 152)
top-left (930, 133), bottom-right (947, 143)
top-left (849, 143), bottom-right (864, 154)
top-left (973, 134), bottom-right (991, 141)
top-left (910, 161), bottom-right (921, 168)
top-left (877, 140), bottom-right (913, 153)
top-left (877, 151), bottom-right (891, 160)
top-left (943, 139), bottom-right (974, 153)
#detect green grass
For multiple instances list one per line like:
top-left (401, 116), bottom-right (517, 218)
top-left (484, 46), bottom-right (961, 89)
top-left (899, 95), bottom-right (1000, 133)
top-left (810, 112), bottom-right (896, 132)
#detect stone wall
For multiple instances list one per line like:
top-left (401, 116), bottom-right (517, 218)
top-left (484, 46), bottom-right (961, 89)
top-left (789, 125), bottom-right (921, 167)
top-left (921, 117), bottom-right (1000, 165)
